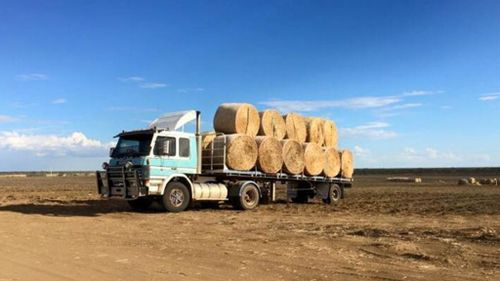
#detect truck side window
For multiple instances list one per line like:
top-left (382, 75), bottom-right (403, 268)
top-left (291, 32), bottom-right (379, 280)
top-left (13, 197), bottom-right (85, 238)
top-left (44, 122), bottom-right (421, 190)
top-left (154, 136), bottom-right (176, 156)
top-left (179, 138), bottom-right (190, 157)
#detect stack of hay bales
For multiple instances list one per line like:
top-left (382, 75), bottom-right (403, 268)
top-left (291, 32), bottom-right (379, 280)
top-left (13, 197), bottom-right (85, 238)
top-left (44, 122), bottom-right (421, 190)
top-left (479, 178), bottom-right (499, 185)
top-left (458, 177), bottom-right (499, 186)
top-left (202, 103), bottom-right (354, 178)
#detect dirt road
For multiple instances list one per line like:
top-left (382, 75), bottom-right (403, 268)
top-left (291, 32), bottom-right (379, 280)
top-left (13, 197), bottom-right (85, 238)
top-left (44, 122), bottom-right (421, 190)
top-left (0, 175), bottom-right (499, 280)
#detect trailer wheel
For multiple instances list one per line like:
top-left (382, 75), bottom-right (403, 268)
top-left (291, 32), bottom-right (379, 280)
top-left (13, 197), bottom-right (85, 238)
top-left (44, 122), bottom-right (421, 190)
top-left (323, 184), bottom-right (342, 204)
top-left (162, 182), bottom-right (190, 212)
top-left (127, 196), bottom-right (153, 211)
top-left (234, 183), bottom-right (260, 210)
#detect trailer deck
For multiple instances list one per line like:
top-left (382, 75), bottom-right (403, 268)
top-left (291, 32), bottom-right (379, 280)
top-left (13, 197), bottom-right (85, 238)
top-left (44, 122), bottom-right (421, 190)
top-left (202, 169), bottom-right (352, 185)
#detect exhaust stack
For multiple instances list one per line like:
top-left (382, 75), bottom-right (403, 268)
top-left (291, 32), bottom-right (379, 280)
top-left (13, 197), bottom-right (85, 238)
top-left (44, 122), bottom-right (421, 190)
top-left (195, 111), bottom-right (202, 174)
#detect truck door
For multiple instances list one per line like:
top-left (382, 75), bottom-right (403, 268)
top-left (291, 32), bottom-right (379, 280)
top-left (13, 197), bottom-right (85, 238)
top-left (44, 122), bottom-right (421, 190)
top-left (152, 136), bottom-right (177, 175)
top-left (153, 135), bottom-right (197, 175)
top-left (174, 136), bottom-right (197, 174)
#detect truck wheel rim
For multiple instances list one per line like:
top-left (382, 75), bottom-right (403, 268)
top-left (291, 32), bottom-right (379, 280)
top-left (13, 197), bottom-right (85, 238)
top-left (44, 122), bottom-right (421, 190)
top-left (244, 189), bottom-right (257, 206)
top-left (331, 187), bottom-right (340, 201)
top-left (170, 188), bottom-right (184, 207)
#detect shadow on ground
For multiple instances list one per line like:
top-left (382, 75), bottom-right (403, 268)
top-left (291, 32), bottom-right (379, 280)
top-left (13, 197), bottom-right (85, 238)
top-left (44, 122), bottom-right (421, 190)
top-left (0, 199), bottom-right (134, 217)
top-left (0, 199), bottom-right (247, 216)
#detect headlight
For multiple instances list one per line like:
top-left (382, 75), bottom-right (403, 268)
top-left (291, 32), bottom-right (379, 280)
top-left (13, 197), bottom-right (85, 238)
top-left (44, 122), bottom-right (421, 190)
top-left (102, 162), bottom-right (109, 170)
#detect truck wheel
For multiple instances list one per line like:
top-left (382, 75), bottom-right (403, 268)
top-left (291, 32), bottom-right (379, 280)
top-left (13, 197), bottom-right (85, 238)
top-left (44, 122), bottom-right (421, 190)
top-left (162, 182), bottom-right (190, 212)
top-left (291, 191), bottom-right (309, 203)
top-left (128, 196), bottom-right (154, 210)
top-left (234, 183), bottom-right (260, 210)
top-left (323, 184), bottom-right (342, 204)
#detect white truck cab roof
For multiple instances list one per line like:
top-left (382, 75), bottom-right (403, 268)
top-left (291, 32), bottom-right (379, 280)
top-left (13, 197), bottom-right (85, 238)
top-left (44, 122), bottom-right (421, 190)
top-left (149, 110), bottom-right (197, 131)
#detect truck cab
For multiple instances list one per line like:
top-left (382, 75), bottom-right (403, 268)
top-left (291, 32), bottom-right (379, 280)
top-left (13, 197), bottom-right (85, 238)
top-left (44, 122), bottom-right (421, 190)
top-left (97, 110), bottom-right (207, 211)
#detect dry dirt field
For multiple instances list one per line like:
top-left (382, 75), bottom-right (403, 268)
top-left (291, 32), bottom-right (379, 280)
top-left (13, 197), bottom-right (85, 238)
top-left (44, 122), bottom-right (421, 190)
top-left (0, 173), bottom-right (499, 281)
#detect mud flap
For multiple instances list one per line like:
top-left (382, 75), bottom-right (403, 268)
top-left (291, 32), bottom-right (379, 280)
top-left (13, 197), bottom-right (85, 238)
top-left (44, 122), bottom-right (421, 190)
top-left (316, 183), bottom-right (331, 201)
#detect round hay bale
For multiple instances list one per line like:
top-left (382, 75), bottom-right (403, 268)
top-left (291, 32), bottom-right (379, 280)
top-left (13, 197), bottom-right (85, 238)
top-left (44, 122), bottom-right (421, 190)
top-left (255, 136), bottom-right (283, 173)
top-left (258, 110), bottom-right (286, 140)
top-left (457, 178), bottom-right (469, 186)
top-left (281, 139), bottom-right (304, 175)
top-left (283, 113), bottom-right (307, 143)
top-left (479, 178), bottom-right (491, 185)
top-left (213, 103), bottom-right (260, 136)
top-left (340, 149), bottom-right (354, 178)
top-left (305, 117), bottom-right (325, 146)
top-left (468, 177), bottom-right (476, 184)
top-left (218, 134), bottom-right (258, 171)
top-left (303, 142), bottom-right (325, 176)
top-left (201, 131), bottom-right (217, 149)
top-left (323, 147), bottom-right (341, 177)
top-left (323, 120), bottom-right (338, 148)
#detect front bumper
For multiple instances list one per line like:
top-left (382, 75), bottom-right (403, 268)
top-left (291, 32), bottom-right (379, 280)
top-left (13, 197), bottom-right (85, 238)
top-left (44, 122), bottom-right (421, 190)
top-left (96, 166), bottom-right (148, 199)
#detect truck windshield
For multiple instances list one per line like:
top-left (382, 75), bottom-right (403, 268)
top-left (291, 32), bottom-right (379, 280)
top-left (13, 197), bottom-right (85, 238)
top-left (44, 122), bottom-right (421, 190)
top-left (112, 134), bottom-right (153, 157)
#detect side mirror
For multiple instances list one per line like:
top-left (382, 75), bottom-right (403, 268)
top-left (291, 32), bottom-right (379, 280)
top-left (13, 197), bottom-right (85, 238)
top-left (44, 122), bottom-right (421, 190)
top-left (109, 147), bottom-right (115, 157)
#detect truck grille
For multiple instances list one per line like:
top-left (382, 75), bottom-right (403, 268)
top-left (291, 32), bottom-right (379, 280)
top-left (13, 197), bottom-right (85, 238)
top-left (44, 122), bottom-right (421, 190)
top-left (97, 166), bottom-right (147, 198)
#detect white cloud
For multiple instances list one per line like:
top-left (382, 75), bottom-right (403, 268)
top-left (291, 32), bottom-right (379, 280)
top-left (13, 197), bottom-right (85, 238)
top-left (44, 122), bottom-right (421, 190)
top-left (471, 154), bottom-right (491, 162)
top-left (341, 122), bottom-right (398, 139)
top-left (425, 148), bottom-right (439, 159)
top-left (353, 145), bottom-right (370, 158)
top-left (0, 131), bottom-right (112, 157)
top-left (401, 147), bottom-right (460, 162)
top-left (51, 98), bottom-right (67, 104)
top-left (479, 92), bottom-right (500, 101)
top-left (16, 73), bottom-right (48, 81)
top-left (441, 105), bottom-right (452, 110)
top-left (178, 88), bottom-right (205, 93)
top-left (0, 115), bottom-right (19, 123)
top-left (119, 76), bottom-right (168, 89)
top-left (140, 82), bottom-right (168, 89)
top-left (400, 90), bottom-right (440, 97)
top-left (119, 76), bottom-right (145, 82)
top-left (260, 96), bottom-right (401, 112)
top-left (260, 90), bottom-right (439, 113)
top-left (389, 103), bottom-right (422, 110)
top-left (479, 96), bottom-right (498, 101)
top-left (377, 103), bottom-right (423, 117)
top-left (9, 101), bottom-right (37, 108)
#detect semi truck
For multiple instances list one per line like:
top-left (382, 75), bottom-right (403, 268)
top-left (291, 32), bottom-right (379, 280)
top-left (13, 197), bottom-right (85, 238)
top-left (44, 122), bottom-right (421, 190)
top-left (96, 110), bottom-right (352, 212)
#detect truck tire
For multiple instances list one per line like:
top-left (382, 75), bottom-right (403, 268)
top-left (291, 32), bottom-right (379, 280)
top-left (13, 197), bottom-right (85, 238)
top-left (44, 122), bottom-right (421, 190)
top-left (234, 183), bottom-right (260, 210)
top-left (323, 184), bottom-right (342, 204)
top-left (128, 196), bottom-right (154, 211)
top-left (162, 182), bottom-right (190, 212)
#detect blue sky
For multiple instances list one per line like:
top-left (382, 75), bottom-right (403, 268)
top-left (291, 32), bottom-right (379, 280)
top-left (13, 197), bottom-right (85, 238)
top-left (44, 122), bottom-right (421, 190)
top-left (1, 0), bottom-right (500, 171)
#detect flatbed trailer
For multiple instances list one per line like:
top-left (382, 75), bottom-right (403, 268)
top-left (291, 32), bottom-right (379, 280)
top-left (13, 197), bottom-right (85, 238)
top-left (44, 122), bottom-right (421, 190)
top-left (201, 170), bottom-right (352, 204)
